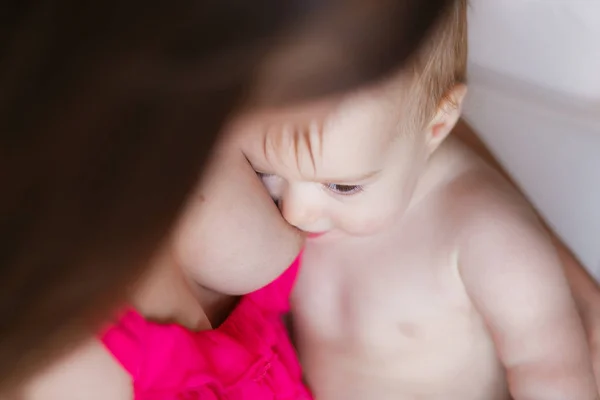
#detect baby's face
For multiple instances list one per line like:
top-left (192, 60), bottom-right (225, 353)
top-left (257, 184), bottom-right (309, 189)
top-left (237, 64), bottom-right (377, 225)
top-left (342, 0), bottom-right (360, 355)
top-left (241, 78), bottom-right (432, 239)
top-left (168, 73), bottom-right (457, 295)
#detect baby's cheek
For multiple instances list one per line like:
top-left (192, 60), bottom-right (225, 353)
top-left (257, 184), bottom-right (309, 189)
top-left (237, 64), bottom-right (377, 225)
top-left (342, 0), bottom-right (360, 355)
top-left (352, 192), bottom-right (411, 234)
top-left (340, 207), bottom-right (396, 236)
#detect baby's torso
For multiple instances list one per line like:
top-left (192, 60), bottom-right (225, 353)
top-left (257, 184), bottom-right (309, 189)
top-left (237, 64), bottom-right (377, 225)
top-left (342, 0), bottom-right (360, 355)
top-left (292, 140), bottom-right (515, 400)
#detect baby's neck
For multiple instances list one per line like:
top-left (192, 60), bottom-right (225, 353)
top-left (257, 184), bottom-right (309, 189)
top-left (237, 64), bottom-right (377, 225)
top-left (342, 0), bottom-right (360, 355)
top-left (410, 136), bottom-right (473, 208)
top-left (132, 250), bottom-right (237, 331)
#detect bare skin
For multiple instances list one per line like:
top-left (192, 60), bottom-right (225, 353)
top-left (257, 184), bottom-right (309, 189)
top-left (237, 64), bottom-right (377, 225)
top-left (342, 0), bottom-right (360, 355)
top-left (247, 78), bottom-right (598, 399)
top-left (17, 104), bottom-right (600, 400)
top-left (293, 138), bottom-right (595, 400)
top-left (16, 137), bottom-right (304, 400)
top-left (454, 120), bottom-right (600, 392)
top-left (454, 120), bottom-right (600, 327)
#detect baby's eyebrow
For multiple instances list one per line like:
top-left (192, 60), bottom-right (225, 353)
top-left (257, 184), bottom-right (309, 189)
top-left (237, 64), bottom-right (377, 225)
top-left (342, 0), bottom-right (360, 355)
top-left (312, 169), bottom-right (381, 184)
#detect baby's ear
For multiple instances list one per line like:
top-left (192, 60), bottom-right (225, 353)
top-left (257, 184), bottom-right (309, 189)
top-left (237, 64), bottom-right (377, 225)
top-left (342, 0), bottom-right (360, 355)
top-left (426, 84), bottom-right (467, 154)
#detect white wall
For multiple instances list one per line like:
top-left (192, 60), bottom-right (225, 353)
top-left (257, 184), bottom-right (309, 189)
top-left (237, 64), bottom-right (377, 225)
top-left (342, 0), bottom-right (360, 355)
top-left (463, 0), bottom-right (600, 278)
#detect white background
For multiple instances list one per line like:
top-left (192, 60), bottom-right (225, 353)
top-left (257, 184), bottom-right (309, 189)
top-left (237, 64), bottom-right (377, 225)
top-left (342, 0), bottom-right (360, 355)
top-left (463, 0), bottom-right (600, 278)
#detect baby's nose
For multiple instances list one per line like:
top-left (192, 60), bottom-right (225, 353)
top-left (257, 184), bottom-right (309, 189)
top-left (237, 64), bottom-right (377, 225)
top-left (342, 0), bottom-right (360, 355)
top-left (279, 186), bottom-right (321, 231)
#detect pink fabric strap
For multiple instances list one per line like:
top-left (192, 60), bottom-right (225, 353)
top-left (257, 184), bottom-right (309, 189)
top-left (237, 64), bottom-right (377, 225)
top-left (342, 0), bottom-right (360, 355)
top-left (101, 309), bottom-right (146, 378)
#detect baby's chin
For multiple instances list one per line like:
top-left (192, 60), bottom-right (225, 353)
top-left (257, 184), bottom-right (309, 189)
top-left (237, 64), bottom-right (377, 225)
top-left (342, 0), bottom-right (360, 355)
top-left (340, 214), bottom-right (404, 237)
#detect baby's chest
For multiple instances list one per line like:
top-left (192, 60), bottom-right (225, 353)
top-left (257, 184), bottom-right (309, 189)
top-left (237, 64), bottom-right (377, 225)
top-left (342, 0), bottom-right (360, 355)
top-left (292, 242), bottom-right (476, 349)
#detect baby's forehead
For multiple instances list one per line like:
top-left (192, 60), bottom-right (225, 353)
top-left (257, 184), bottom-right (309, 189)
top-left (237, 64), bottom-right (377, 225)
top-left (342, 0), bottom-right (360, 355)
top-left (238, 75), bottom-right (412, 177)
top-left (265, 110), bottom-right (396, 179)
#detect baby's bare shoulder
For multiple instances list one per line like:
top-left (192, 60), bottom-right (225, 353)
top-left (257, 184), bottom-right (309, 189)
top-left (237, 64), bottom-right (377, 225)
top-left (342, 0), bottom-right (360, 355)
top-left (20, 339), bottom-right (131, 400)
top-left (437, 160), bottom-right (555, 272)
top-left (444, 161), bottom-right (541, 234)
top-left (424, 138), bottom-right (538, 238)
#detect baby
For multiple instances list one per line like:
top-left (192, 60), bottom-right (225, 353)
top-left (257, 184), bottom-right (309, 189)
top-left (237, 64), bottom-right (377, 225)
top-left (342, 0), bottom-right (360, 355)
top-left (243, 1), bottom-right (598, 399)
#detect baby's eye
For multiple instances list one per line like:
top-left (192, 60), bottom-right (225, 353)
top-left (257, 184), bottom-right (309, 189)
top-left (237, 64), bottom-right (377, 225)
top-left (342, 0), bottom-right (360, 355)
top-left (255, 171), bottom-right (281, 204)
top-left (256, 171), bottom-right (278, 185)
top-left (324, 183), bottom-right (363, 195)
top-left (256, 171), bottom-right (274, 179)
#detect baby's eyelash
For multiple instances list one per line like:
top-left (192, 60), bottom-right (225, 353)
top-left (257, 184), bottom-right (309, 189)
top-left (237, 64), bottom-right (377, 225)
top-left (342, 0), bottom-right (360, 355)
top-left (324, 183), bottom-right (364, 196)
top-left (256, 171), bottom-right (279, 185)
top-left (254, 171), bottom-right (279, 205)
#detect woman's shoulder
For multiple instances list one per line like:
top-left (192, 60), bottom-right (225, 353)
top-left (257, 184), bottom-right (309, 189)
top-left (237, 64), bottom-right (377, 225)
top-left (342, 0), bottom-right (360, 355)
top-left (20, 338), bottom-right (130, 400)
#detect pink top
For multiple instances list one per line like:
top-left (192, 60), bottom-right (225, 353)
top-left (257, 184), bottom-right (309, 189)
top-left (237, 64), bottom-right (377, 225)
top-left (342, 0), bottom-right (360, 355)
top-left (101, 258), bottom-right (311, 399)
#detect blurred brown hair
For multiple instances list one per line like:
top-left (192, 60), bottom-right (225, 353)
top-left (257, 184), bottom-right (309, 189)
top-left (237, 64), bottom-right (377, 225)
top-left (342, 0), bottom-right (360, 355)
top-left (0, 0), bottom-right (453, 389)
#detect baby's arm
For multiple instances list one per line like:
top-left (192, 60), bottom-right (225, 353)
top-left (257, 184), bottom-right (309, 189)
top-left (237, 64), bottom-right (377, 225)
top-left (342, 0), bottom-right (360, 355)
top-left (453, 120), bottom-right (600, 332)
top-left (458, 207), bottom-right (598, 400)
